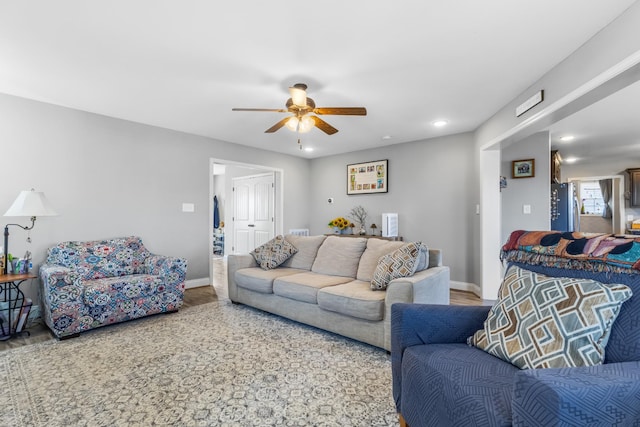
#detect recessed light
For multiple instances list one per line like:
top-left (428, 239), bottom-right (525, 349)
top-left (382, 135), bottom-right (393, 140)
top-left (564, 157), bottom-right (578, 163)
top-left (560, 135), bottom-right (575, 142)
top-left (433, 120), bottom-right (448, 127)
top-left (304, 147), bottom-right (314, 152)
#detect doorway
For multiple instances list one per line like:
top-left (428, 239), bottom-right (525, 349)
top-left (209, 158), bottom-right (284, 292)
top-left (568, 176), bottom-right (625, 234)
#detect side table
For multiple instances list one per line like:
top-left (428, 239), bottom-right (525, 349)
top-left (0, 272), bottom-right (36, 340)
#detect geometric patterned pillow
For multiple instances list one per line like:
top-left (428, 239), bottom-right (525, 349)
top-left (250, 235), bottom-right (298, 270)
top-left (370, 242), bottom-right (426, 290)
top-left (468, 265), bottom-right (632, 369)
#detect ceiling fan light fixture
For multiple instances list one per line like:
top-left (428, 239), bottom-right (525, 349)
top-left (290, 86), bottom-right (307, 107)
top-left (286, 116), bottom-right (299, 131)
top-left (298, 116), bottom-right (314, 133)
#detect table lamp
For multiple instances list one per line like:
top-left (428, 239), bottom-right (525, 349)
top-left (3, 189), bottom-right (58, 275)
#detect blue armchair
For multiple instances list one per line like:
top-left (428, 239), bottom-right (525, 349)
top-left (392, 231), bottom-right (640, 426)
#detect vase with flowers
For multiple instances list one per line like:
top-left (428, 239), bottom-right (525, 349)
top-left (328, 217), bottom-right (350, 234)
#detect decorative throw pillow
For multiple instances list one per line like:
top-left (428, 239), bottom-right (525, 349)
top-left (468, 265), bottom-right (632, 369)
top-left (250, 235), bottom-right (298, 270)
top-left (371, 242), bottom-right (426, 290)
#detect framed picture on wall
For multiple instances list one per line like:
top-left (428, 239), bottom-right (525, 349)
top-left (347, 159), bottom-right (388, 194)
top-left (512, 159), bottom-right (535, 179)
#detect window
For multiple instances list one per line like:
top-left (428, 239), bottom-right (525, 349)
top-left (579, 181), bottom-right (604, 215)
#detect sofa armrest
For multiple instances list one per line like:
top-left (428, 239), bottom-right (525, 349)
top-left (227, 254), bottom-right (258, 301)
top-left (39, 263), bottom-right (82, 302)
top-left (387, 265), bottom-right (450, 306)
top-left (513, 362), bottom-right (640, 425)
top-left (391, 303), bottom-right (491, 410)
top-left (144, 255), bottom-right (188, 293)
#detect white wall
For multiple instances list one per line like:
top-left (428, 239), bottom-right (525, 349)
top-left (309, 132), bottom-right (476, 286)
top-left (501, 132), bottom-right (551, 243)
top-left (0, 93), bottom-right (311, 300)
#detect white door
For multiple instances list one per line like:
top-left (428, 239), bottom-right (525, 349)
top-left (232, 173), bottom-right (275, 253)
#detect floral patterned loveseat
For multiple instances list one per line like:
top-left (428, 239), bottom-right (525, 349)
top-left (40, 236), bottom-right (188, 338)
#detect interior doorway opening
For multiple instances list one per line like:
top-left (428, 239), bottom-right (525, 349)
top-left (209, 158), bottom-right (284, 293)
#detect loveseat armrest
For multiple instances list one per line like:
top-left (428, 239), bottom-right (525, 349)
top-left (391, 303), bottom-right (490, 349)
top-left (144, 255), bottom-right (188, 292)
top-left (227, 254), bottom-right (258, 301)
top-left (391, 303), bottom-right (491, 410)
top-left (512, 362), bottom-right (640, 425)
top-left (39, 263), bottom-right (82, 300)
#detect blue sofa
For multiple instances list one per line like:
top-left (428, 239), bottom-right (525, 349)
top-left (392, 231), bottom-right (640, 426)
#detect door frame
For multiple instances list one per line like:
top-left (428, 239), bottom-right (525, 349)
top-left (209, 158), bottom-right (284, 285)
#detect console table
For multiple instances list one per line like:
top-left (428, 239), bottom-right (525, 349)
top-left (324, 234), bottom-right (403, 242)
top-left (0, 272), bottom-right (36, 340)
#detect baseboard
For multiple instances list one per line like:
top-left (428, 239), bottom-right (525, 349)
top-left (450, 280), bottom-right (481, 298)
top-left (185, 278), bottom-right (210, 289)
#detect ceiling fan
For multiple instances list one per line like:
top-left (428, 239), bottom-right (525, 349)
top-left (232, 83), bottom-right (367, 135)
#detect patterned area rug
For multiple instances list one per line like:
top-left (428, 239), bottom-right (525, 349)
top-left (0, 301), bottom-right (398, 426)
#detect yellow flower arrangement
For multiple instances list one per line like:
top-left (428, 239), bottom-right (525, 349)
top-left (328, 217), bottom-right (350, 230)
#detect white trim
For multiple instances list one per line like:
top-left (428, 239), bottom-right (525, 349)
top-left (185, 278), bottom-right (210, 289)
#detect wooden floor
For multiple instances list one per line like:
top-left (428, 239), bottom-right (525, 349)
top-left (0, 258), bottom-right (482, 352)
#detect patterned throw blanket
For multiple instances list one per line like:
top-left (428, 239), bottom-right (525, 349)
top-left (501, 230), bottom-right (640, 273)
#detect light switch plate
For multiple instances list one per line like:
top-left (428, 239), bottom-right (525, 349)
top-left (523, 204), bottom-right (531, 214)
top-left (182, 203), bottom-right (195, 213)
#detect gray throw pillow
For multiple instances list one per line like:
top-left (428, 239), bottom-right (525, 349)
top-left (371, 242), bottom-right (426, 290)
top-left (250, 235), bottom-right (298, 270)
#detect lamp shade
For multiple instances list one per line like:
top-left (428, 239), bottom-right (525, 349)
top-left (4, 190), bottom-right (58, 217)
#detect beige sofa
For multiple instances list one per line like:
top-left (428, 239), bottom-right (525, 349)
top-left (227, 235), bottom-right (450, 350)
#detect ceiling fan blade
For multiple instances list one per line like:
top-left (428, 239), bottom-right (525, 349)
top-left (311, 116), bottom-right (339, 135)
top-left (232, 108), bottom-right (287, 112)
top-left (265, 117), bottom-right (291, 133)
top-left (314, 107), bottom-right (367, 116)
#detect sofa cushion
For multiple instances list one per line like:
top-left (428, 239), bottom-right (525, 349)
top-left (281, 235), bottom-right (327, 270)
top-left (83, 274), bottom-right (163, 307)
top-left (400, 343), bottom-right (516, 426)
top-left (317, 280), bottom-right (386, 321)
top-left (250, 235), bottom-right (298, 270)
top-left (371, 242), bottom-right (427, 290)
top-left (468, 265), bottom-right (633, 369)
top-left (235, 267), bottom-right (307, 294)
top-left (273, 272), bottom-right (353, 304)
top-left (311, 236), bottom-right (367, 278)
top-left (356, 239), bottom-right (405, 282)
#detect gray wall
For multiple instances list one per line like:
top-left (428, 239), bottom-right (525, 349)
top-left (0, 93), bottom-right (311, 300)
top-left (309, 133), bottom-right (476, 284)
top-left (501, 132), bottom-right (551, 243)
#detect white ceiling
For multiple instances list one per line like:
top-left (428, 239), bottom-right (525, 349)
top-left (549, 79), bottom-right (640, 166)
top-left (0, 1), bottom-right (636, 158)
